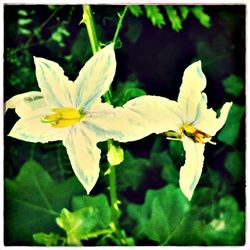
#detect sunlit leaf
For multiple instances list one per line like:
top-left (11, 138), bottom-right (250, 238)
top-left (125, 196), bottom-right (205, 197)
top-left (5, 160), bottom-right (83, 245)
top-left (71, 194), bottom-right (111, 227)
top-left (128, 5), bottom-right (143, 17)
top-left (144, 5), bottom-right (166, 28)
top-left (19, 27), bottom-right (31, 35)
top-left (222, 74), bottom-right (244, 97)
top-left (18, 9), bottom-right (28, 16)
top-left (191, 6), bottom-right (211, 28)
top-left (18, 18), bottom-right (32, 26)
top-left (33, 232), bottom-right (66, 246)
top-left (56, 208), bottom-right (106, 245)
top-left (178, 6), bottom-right (190, 20)
top-left (165, 6), bottom-right (182, 32)
top-left (56, 194), bottom-right (111, 246)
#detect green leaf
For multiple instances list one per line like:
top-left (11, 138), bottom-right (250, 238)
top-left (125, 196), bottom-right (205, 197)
top-left (157, 152), bottom-right (179, 185)
top-left (178, 6), bottom-right (190, 20)
top-left (107, 144), bottom-right (124, 166)
top-left (18, 9), bottom-right (28, 16)
top-left (56, 194), bottom-right (111, 246)
top-left (5, 160), bottom-right (83, 245)
top-left (169, 140), bottom-right (184, 165)
top-left (112, 81), bottom-right (146, 107)
top-left (191, 6), bottom-right (211, 28)
top-left (19, 27), bottom-right (31, 35)
top-left (128, 5), bottom-right (143, 17)
top-left (127, 185), bottom-right (195, 245)
top-left (116, 150), bottom-right (149, 192)
top-left (33, 232), bottom-right (66, 246)
top-left (217, 104), bottom-right (245, 145)
top-left (71, 194), bottom-right (111, 228)
top-left (144, 5), bottom-right (166, 28)
top-left (165, 6), bottom-right (182, 32)
top-left (56, 207), bottom-right (105, 245)
top-left (224, 151), bottom-right (244, 183)
top-left (18, 18), bottom-right (32, 26)
top-left (222, 74), bottom-right (244, 97)
top-left (202, 196), bottom-right (245, 245)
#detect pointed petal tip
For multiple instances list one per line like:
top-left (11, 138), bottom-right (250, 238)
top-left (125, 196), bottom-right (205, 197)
top-left (180, 185), bottom-right (193, 201)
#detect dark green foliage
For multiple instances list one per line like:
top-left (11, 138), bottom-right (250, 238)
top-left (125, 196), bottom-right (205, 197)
top-left (202, 196), bottom-right (245, 245)
top-left (112, 80), bottom-right (146, 107)
top-left (222, 74), bottom-right (244, 97)
top-left (4, 4), bottom-right (245, 247)
top-left (224, 151), bottom-right (244, 183)
top-left (218, 104), bottom-right (245, 145)
top-left (127, 186), bottom-right (245, 245)
top-left (5, 160), bottom-right (83, 245)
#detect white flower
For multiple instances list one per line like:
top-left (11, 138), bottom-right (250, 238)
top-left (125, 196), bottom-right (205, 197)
top-left (5, 44), bottom-right (150, 194)
top-left (123, 61), bottom-right (232, 200)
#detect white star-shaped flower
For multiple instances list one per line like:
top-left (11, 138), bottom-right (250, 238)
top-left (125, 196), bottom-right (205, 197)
top-left (5, 44), bottom-right (150, 194)
top-left (123, 61), bottom-right (232, 200)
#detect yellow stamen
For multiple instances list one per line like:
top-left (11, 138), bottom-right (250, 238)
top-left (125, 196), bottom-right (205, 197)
top-left (179, 123), bottom-right (216, 145)
top-left (42, 107), bottom-right (84, 128)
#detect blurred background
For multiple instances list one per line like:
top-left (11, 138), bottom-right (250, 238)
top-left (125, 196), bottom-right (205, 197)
top-left (4, 5), bottom-right (245, 246)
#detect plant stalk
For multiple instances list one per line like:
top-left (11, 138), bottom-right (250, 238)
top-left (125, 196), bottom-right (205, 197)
top-left (81, 4), bottom-right (128, 245)
top-left (81, 5), bottom-right (100, 54)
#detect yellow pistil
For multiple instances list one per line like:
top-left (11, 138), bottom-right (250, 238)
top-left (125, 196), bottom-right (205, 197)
top-left (165, 123), bottom-right (216, 145)
top-left (42, 107), bottom-right (84, 128)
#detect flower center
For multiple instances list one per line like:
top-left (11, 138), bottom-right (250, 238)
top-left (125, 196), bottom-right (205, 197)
top-left (42, 107), bottom-right (84, 128)
top-left (165, 123), bottom-right (216, 144)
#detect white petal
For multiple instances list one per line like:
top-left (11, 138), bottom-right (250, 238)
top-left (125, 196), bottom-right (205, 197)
top-left (63, 125), bottom-right (101, 194)
top-left (178, 61), bottom-right (207, 123)
top-left (179, 137), bottom-right (205, 201)
top-left (8, 107), bottom-right (68, 143)
top-left (193, 101), bottom-right (232, 136)
top-left (213, 102), bottom-right (233, 133)
top-left (5, 91), bottom-right (45, 117)
top-left (34, 57), bottom-right (74, 107)
top-left (73, 44), bottom-right (116, 111)
top-left (83, 102), bottom-right (149, 142)
top-left (123, 96), bottom-right (183, 135)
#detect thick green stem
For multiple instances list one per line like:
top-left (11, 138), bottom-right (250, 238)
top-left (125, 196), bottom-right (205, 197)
top-left (81, 5), bottom-right (100, 54)
top-left (107, 140), bottom-right (124, 244)
top-left (81, 5), bottom-right (128, 245)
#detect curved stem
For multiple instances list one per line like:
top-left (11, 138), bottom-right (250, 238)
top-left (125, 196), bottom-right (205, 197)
top-left (112, 6), bottom-right (128, 45)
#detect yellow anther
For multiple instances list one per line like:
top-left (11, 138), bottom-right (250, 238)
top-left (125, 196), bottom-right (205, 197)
top-left (178, 123), bottom-right (215, 144)
top-left (42, 107), bottom-right (84, 128)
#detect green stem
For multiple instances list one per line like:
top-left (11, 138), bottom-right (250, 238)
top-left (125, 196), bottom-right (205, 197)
top-left (81, 5), bottom-right (127, 245)
top-left (112, 6), bottom-right (128, 45)
top-left (81, 5), bottom-right (100, 54)
top-left (107, 140), bottom-right (124, 245)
